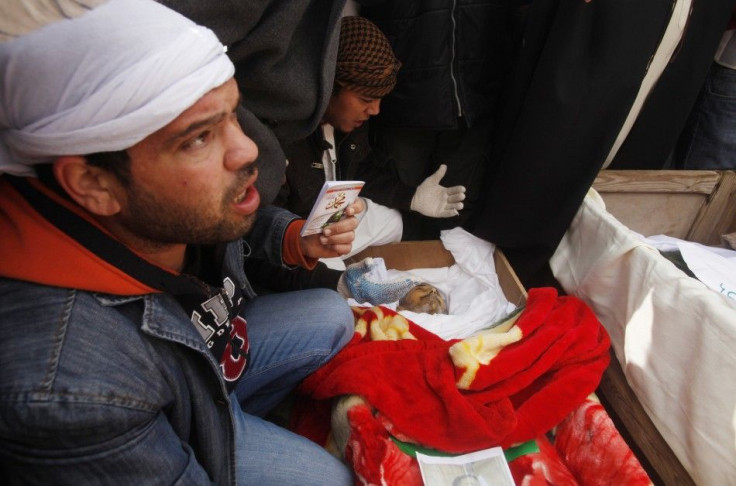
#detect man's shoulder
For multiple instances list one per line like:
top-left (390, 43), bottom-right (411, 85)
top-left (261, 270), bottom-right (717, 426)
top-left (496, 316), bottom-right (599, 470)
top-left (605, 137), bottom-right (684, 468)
top-left (0, 279), bottom-right (168, 465)
top-left (0, 278), bottom-right (142, 340)
top-left (0, 278), bottom-right (178, 402)
top-left (0, 278), bottom-right (174, 359)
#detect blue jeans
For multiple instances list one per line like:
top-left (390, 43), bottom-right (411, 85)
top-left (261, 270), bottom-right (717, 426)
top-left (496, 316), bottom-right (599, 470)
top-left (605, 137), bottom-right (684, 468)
top-left (675, 62), bottom-right (736, 169)
top-left (232, 288), bottom-right (354, 485)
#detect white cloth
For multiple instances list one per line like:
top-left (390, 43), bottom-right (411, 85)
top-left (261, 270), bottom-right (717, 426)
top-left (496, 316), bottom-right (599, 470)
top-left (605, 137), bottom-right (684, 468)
top-left (348, 227), bottom-right (516, 340)
top-left (550, 189), bottom-right (736, 485)
top-left (0, 0), bottom-right (234, 176)
top-left (643, 234), bottom-right (736, 301)
top-left (320, 124), bottom-right (338, 182)
top-left (602, 0), bottom-right (693, 167)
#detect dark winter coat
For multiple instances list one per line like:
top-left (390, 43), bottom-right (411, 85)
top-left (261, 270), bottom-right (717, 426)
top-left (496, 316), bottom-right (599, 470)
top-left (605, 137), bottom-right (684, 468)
top-left (358, 0), bottom-right (516, 129)
top-left (470, 0), bottom-right (734, 287)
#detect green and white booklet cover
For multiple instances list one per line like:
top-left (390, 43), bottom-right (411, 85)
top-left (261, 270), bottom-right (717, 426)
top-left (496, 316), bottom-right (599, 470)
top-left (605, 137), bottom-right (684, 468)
top-left (300, 180), bottom-right (364, 237)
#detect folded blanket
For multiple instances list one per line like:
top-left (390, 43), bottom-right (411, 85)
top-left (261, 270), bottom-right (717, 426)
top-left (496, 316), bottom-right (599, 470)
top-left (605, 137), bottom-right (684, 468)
top-left (293, 287), bottom-right (611, 453)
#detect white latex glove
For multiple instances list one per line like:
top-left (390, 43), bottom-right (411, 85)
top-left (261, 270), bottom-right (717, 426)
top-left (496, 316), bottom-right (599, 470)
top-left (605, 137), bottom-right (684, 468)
top-left (409, 164), bottom-right (466, 218)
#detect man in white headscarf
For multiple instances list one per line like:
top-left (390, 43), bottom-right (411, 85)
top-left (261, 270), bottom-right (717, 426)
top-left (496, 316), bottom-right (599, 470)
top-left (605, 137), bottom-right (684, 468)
top-left (2, 0), bottom-right (349, 206)
top-left (0, 1), bottom-right (358, 484)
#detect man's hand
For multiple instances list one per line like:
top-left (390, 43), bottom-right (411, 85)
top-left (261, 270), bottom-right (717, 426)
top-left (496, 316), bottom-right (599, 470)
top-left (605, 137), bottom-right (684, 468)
top-left (410, 164), bottom-right (466, 218)
top-left (300, 198), bottom-right (365, 259)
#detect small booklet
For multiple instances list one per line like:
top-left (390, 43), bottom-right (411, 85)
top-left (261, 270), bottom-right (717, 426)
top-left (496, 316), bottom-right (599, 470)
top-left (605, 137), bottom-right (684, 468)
top-left (416, 447), bottom-right (515, 486)
top-left (300, 180), bottom-right (365, 237)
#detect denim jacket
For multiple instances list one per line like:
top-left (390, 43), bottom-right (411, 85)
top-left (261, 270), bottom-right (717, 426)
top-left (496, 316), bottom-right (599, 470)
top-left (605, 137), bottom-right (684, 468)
top-left (0, 200), bottom-right (299, 485)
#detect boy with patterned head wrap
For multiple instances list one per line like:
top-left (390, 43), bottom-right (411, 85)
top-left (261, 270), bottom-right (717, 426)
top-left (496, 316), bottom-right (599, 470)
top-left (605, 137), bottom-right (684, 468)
top-left (275, 16), bottom-right (466, 272)
top-left (332, 15), bottom-right (401, 101)
top-left (0, 0), bottom-right (360, 483)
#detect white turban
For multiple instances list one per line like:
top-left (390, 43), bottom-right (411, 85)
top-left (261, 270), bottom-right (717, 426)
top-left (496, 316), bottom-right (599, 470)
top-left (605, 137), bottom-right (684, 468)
top-left (0, 0), bottom-right (235, 176)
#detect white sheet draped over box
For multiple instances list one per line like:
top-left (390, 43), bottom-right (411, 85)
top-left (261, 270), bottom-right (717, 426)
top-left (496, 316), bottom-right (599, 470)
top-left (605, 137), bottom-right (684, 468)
top-left (348, 227), bottom-right (516, 340)
top-left (550, 189), bottom-right (736, 486)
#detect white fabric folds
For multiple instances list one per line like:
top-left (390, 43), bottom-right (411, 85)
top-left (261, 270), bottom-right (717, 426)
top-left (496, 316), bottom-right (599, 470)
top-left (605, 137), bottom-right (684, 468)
top-left (0, 0), bottom-right (235, 176)
top-left (348, 227), bottom-right (516, 340)
top-left (550, 189), bottom-right (736, 485)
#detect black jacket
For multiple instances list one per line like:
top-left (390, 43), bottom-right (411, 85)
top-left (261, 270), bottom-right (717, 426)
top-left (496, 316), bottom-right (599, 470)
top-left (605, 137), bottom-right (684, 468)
top-left (470, 0), bottom-right (734, 287)
top-left (275, 124), bottom-right (415, 217)
top-left (358, 0), bottom-right (516, 129)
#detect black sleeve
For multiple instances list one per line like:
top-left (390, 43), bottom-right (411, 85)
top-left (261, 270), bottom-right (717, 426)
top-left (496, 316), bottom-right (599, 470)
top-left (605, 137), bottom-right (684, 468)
top-left (356, 152), bottom-right (416, 211)
top-left (244, 258), bottom-right (342, 293)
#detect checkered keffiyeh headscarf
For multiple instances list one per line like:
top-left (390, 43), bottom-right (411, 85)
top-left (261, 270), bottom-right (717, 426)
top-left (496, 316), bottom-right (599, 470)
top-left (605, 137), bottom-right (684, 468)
top-left (335, 16), bottom-right (400, 98)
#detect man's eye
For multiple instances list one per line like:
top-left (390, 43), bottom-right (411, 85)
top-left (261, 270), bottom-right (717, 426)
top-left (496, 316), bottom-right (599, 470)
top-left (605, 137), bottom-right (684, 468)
top-left (182, 131), bottom-right (210, 151)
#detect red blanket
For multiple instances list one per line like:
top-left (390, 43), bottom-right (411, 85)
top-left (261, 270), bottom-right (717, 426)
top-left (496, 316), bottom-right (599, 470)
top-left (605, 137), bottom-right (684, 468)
top-left (320, 396), bottom-right (651, 486)
top-left (294, 288), bottom-right (611, 452)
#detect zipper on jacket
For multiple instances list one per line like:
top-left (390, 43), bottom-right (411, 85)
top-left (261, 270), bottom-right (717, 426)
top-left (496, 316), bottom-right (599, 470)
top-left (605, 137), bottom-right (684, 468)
top-left (450, 0), bottom-right (463, 118)
top-left (319, 124), bottom-right (338, 181)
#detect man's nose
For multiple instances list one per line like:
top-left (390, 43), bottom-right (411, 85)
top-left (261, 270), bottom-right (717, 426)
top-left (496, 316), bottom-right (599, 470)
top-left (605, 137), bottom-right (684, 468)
top-left (366, 99), bottom-right (381, 116)
top-left (224, 124), bottom-right (258, 172)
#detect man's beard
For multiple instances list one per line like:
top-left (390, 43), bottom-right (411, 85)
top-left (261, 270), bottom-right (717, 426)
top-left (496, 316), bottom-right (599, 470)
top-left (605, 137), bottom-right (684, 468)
top-left (117, 175), bottom-right (256, 248)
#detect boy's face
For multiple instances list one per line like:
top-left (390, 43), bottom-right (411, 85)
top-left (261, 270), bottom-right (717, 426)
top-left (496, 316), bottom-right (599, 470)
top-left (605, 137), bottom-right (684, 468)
top-left (322, 88), bottom-right (381, 133)
top-left (110, 78), bottom-right (261, 247)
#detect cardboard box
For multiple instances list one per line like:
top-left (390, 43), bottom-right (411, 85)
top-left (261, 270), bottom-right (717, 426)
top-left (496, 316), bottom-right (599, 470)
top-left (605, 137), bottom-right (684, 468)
top-left (347, 240), bottom-right (527, 307)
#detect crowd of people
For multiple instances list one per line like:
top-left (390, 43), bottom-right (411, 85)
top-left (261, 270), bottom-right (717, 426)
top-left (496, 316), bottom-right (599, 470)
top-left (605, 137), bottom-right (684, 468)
top-left (1, 0), bottom-right (734, 484)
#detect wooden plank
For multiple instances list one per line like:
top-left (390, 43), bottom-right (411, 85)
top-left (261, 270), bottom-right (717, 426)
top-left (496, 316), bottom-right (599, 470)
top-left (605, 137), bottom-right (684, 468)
top-left (597, 351), bottom-right (696, 486)
top-left (601, 192), bottom-right (706, 239)
top-left (593, 170), bottom-right (721, 194)
top-left (593, 170), bottom-right (736, 245)
top-left (493, 249), bottom-right (528, 306)
top-left (688, 170), bottom-right (736, 245)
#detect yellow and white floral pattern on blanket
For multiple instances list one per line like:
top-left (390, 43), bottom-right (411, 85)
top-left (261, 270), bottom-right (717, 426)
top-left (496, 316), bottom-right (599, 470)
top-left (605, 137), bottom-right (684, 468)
top-left (352, 306), bottom-right (417, 341)
top-left (449, 312), bottom-right (522, 389)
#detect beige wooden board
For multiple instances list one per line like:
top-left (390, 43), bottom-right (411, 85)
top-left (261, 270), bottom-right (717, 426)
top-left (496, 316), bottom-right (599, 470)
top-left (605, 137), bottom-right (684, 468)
top-left (593, 170), bottom-right (736, 245)
top-left (689, 170), bottom-right (736, 245)
top-left (593, 170), bottom-right (720, 194)
top-left (598, 351), bottom-right (696, 486)
top-left (601, 192), bottom-right (706, 239)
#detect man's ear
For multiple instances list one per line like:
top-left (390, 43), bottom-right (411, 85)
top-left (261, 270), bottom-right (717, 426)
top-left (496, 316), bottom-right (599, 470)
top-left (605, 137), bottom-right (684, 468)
top-left (52, 156), bottom-right (122, 216)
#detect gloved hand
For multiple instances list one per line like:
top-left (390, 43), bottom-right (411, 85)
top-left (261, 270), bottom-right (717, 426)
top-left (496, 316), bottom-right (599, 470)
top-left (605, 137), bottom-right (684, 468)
top-left (409, 164), bottom-right (466, 218)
